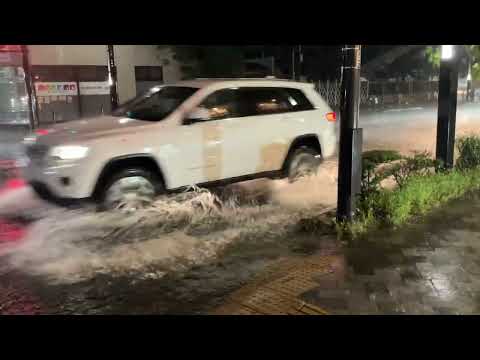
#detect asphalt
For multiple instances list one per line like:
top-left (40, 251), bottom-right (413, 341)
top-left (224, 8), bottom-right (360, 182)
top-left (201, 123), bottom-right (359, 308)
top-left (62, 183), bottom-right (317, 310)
top-left (1, 103), bottom-right (480, 314)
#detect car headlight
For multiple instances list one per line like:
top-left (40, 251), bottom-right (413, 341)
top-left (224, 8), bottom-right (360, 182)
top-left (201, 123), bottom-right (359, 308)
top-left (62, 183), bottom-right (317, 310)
top-left (49, 146), bottom-right (90, 160)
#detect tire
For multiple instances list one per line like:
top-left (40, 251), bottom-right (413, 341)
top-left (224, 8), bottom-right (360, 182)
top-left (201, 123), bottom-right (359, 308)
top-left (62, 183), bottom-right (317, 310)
top-left (97, 167), bottom-right (164, 212)
top-left (284, 146), bottom-right (322, 182)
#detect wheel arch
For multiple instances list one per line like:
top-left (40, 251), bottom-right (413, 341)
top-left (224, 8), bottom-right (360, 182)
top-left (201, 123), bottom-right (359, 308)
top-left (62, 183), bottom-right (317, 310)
top-left (92, 154), bottom-right (166, 200)
top-left (281, 134), bottom-right (322, 171)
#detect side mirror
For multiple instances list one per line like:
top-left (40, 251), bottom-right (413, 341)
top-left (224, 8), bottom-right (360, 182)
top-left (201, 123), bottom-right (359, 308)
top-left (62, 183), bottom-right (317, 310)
top-left (183, 107), bottom-right (210, 125)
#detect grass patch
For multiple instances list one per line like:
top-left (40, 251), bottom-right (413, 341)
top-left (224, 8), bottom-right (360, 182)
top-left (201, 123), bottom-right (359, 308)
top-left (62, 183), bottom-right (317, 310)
top-left (456, 135), bottom-right (480, 171)
top-left (381, 168), bottom-right (480, 226)
top-left (362, 150), bottom-right (402, 164)
top-left (339, 143), bottom-right (480, 237)
top-left (341, 168), bottom-right (480, 236)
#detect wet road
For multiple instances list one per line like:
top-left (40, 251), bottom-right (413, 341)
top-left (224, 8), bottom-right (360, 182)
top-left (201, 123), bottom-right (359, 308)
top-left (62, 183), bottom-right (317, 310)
top-left (0, 174), bottom-right (338, 314)
top-left (2, 103), bottom-right (480, 314)
top-left (5, 187), bottom-right (480, 314)
top-left (360, 103), bottom-right (480, 154)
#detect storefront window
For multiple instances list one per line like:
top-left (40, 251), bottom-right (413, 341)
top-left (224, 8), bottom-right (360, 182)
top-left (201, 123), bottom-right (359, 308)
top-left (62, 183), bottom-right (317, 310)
top-left (0, 49), bottom-right (30, 126)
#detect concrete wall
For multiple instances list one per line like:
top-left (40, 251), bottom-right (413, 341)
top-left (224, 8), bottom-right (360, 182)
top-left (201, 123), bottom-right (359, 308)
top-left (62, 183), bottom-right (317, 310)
top-left (114, 45), bottom-right (182, 102)
top-left (28, 45), bottom-right (183, 103)
top-left (28, 45), bottom-right (108, 66)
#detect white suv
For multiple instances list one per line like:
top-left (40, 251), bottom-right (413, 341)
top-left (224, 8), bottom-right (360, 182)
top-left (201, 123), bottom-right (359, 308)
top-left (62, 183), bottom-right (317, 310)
top-left (23, 78), bottom-right (337, 210)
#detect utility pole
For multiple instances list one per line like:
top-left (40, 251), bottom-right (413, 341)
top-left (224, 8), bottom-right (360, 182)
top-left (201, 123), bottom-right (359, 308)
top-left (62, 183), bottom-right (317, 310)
top-left (298, 45), bottom-right (303, 81)
top-left (107, 45), bottom-right (119, 110)
top-left (467, 58), bottom-right (472, 102)
top-left (337, 45), bottom-right (363, 222)
top-left (291, 46), bottom-right (296, 80)
top-left (436, 45), bottom-right (459, 169)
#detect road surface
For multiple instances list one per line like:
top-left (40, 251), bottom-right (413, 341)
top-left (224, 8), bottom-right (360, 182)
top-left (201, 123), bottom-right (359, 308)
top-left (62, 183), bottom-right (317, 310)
top-left (1, 103), bottom-right (480, 314)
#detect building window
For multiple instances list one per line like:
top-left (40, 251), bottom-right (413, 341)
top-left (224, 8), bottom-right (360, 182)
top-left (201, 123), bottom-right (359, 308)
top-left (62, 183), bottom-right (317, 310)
top-left (135, 66), bottom-right (164, 95)
top-left (135, 66), bottom-right (163, 82)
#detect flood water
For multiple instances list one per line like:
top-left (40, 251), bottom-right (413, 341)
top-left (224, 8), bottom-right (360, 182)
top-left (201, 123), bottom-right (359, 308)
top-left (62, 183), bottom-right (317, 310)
top-left (0, 165), bottom-right (339, 314)
top-left (2, 185), bottom-right (480, 314)
top-left (2, 103), bottom-right (480, 314)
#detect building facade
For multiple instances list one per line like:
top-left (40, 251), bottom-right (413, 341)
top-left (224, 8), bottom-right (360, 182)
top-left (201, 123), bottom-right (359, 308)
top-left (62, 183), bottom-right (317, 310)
top-left (0, 45), bottom-right (182, 129)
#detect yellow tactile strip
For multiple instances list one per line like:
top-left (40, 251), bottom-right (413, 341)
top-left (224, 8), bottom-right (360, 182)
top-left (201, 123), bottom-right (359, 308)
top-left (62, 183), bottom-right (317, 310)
top-left (212, 256), bottom-right (334, 315)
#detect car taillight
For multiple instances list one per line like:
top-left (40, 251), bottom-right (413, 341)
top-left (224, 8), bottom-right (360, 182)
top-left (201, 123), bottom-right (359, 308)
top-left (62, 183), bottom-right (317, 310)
top-left (326, 112), bottom-right (336, 122)
top-left (35, 129), bottom-right (50, 136)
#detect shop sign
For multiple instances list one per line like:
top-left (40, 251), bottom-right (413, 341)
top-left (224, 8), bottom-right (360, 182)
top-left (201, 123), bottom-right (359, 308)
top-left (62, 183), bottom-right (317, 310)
top-left (34, 82), bottom-right (78, 96)
top-left (0, 53), bottom-right (12, 64)
top-left (0, 45), bottom-right (22, 52)
top-left (79, 81), bottom-right (110, 95)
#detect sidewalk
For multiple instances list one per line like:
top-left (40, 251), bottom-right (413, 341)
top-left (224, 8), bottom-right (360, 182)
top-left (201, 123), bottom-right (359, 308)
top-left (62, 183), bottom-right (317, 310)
top-left (213, 192), bottom-right (480, 315)
top-left (213, 255), bottom-right (334, 315)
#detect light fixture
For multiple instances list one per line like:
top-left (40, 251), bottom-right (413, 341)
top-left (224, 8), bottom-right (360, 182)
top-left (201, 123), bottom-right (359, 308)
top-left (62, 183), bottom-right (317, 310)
top-left (50, 146), bottom-right (89, 160)
top-left (441, 45), bottom-right (454, 60)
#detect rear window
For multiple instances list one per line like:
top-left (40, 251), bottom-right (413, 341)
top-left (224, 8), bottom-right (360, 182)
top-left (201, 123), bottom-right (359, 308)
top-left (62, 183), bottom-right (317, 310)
top-left (238, 87), bottom-right (315, 116)
top-left (283, 88), bottom-right (315, 111)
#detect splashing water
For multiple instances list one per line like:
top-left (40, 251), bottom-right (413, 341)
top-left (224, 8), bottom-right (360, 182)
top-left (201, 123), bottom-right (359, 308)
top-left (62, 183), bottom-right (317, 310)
top-left (0, 160), bottom-right (339, 285)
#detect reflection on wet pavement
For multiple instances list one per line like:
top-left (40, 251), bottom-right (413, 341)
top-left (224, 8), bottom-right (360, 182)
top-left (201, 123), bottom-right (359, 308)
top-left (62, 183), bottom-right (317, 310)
top-left (294, 192), bottom-right (480, 315)
top-left (2, 102), bottom-right (480, 314)
top-left (0, 169), bottom-right (338, 314)
top-left (5, 190), bottom-right (480, 314)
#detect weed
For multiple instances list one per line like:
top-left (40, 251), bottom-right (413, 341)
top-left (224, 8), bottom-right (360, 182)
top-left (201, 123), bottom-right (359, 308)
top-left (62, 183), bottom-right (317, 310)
top-left (456, 135), bottom-right (480, 171)
top-left (343, 148), bottom-right (480, 237)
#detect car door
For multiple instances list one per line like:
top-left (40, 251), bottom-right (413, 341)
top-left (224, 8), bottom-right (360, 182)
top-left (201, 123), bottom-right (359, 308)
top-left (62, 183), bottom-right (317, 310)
top-left (220, 87), bottom-right (296, 178)
top-left (193, 88), bottom-right (245, 183)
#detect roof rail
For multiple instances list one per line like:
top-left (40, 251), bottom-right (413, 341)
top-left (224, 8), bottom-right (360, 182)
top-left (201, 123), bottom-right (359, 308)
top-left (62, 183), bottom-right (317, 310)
top-left (193, 77), bottom-right (298, 81)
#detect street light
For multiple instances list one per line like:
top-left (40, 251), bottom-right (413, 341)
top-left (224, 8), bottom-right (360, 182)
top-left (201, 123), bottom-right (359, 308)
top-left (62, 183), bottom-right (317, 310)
top-left (441, 45), bottom-right (454, 60)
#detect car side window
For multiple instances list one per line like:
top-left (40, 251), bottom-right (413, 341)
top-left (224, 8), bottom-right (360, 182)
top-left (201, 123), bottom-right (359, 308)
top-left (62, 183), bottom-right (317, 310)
top-left (197, 86), bottom-right (314, 121)
top-left (240, 88), bottom-right (292, 116)
top-left (199, 89), bottom-right (249, 120)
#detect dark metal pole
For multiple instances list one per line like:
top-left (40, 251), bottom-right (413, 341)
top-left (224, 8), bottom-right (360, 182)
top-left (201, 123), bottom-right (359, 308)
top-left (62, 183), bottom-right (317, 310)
top-left (337, 45), bottom-right (363, 222)
top-left (436, 45), bottom-right (459, 169)
top-left (291, 46), bottom-right (296, 80)
top-left (75, 72), bottom-right (83, 119)
top-left (21, 45), bottom-right (38, 130)
top-left (107, 45), bottom-right (118, 110)
top-left (298, 45), bottom-right (303, 80)
top-left (467, 58), bottom-right (472, 102)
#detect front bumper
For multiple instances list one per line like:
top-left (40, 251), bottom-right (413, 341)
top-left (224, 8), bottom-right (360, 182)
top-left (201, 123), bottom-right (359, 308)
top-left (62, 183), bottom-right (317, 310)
top-left (22, 157), bottom-right (96, 201)
top-left (29, 181), bottom-right (89, 207)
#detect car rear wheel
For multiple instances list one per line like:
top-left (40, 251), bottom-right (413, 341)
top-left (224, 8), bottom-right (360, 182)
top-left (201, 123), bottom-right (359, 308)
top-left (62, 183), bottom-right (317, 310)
top-left (285, 146), bottom-right (322, 182)
top-left (98, 168), bottom-right (164, 212)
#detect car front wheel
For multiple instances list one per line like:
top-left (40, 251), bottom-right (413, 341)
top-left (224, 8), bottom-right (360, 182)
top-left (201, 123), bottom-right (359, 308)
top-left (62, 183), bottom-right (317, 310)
top-left (98, 168), bottom-right (163, 212)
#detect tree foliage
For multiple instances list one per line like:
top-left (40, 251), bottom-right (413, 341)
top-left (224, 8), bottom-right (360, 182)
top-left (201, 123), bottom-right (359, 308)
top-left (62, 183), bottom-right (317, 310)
top-left (158, 46), bottom-right (264, 79)
top-left (426, 45), bottom-right (480, 79)
top-left (425, 46), bottom-right (441, 69)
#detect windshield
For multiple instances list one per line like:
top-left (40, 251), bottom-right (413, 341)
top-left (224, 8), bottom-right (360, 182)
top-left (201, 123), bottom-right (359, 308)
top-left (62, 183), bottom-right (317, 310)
top-left (112, 86), bottom-right (199, 121)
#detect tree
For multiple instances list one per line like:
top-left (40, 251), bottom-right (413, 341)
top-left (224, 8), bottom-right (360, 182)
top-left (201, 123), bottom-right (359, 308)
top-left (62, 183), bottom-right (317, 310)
top-left (426, 45), bottom-right (480, 79)
top-left (158, 46), bottom-right (261, 79)
top-left (425, 46), bottom-right (441, 69)
top-left (361, 46), bottom-right (437, 80)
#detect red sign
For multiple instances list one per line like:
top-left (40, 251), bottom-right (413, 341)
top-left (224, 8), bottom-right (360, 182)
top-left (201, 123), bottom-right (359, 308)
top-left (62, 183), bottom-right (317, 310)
top-left (0, 45), bottom-right (22, 52)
